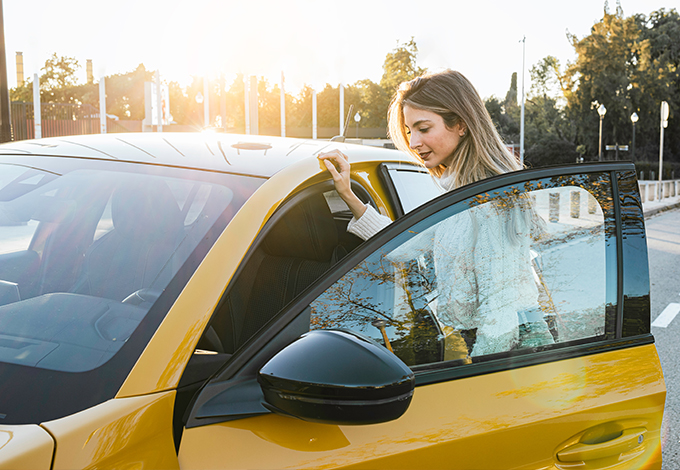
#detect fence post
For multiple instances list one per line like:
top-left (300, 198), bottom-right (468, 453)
top-left (588, 193), bottom-right (597, 214)
top-left (570, 191), bottom-right (580, 218)
top-left (99, 77), bottom-right (106, 134)
top-left (33, 73), bottom-right (41, 139)
top-left (549, 192), bottom-right (560, 223)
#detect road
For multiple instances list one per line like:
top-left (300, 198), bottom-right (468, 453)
top-left (647, 209), bottom-right (680, 468)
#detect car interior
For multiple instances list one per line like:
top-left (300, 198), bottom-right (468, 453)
top-left (194, 182), bottom-right (373, 356)
top-left (0, 172), bottom-right (236, 373)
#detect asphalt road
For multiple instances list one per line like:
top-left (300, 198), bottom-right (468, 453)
top-left (646, 208), bottom-right (680, 468)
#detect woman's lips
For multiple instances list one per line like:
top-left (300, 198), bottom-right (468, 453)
top-left (420, 151), bottom-right (431, 160)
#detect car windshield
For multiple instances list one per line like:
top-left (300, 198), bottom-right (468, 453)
top-left (0, 157), bottom-right (263, 423)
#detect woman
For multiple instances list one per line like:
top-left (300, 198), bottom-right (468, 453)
top-left (319, 70), bottom-right (523, 237)
top-left (319, 69), bottom-right (551, 356)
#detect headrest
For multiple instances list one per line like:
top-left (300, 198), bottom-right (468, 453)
top-left (262, 195), bottom-right (338, 262)
top-left (111, 180), bottom-right (183, 240)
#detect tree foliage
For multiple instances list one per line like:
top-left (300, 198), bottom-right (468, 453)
top-left (563, 4), bottom-right (680, 162)
top-left (380, 38), bottom-right (427, 98)
top-left (485, 4), bottom-right (679, 167)
top-left (11, 8), bottom-right (677, 166)
top-left (8, 39), bottom-right (426, 137)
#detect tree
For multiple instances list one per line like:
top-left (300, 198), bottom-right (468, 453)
top-left (560, 5), bottom-right (679, 163)
top-left (630, 8), bottom-right (680, 161)
top-left (380, 37), bottom-right (427, 98)
top-left (10, 53), bottom-right (83, 105)
top-left (97, 64), bottom-right (153, 120)
top-left (564, 4), bottom-right (645, 158)
top-left (485, 74), bottom-right (520, 145)
top-left (350, 79), bottom-right (390, 129)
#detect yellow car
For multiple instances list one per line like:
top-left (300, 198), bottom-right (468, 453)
top-left (0, 133), bottom-right (665, 469)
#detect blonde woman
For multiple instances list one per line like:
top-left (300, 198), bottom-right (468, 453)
top-left (319, 69), bottom-right (552, 356)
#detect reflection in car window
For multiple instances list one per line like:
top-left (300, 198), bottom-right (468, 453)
top-left (0, 166), bottom-right (54, 254)
top-left (0, 162), bottom-right (262, 373)
top-left (310, 174), bottom-right (614, 368)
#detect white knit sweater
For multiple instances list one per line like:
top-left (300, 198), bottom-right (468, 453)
top-left (346, 170), bottom-right (539, 356)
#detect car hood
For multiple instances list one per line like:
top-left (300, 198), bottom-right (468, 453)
top-left (0, 425), bottom-right (54, 470)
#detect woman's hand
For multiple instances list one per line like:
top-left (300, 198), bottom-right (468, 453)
top-left (318, 149), bottom-right (351, 196)
top-left (318, 149), bottom-right (367, 219)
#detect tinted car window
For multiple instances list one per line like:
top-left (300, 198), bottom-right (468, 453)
top-left (0, 158), bottom-right (263, 423)
top-left (310, 173), bottom-right (616, 367)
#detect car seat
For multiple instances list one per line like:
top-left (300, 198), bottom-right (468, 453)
top-left (207, 193), bottom-right (346, 354)
top-left (72, 180), bottom-right (184, 301)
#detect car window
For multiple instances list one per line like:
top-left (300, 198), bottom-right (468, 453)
top-left (310, 172), bottom-right (616, 368)
top-left (382, 163), bottom-right (444, 215)
top-left (0, 158), bottom-right (265, 424)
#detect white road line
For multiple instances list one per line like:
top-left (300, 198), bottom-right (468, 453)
top-left (652, 303), bottom-right (680, 328)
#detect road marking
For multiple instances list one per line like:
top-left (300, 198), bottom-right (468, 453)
top-left (652, 303), bottom-right (680, 328)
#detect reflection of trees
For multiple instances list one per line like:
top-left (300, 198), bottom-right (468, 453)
top-left (310, 252), bottom-right (443, 366)
top-left (312, 171), bottom-right (619, 364)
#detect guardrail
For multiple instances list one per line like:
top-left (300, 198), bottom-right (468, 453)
top-left (638, 180), bottom-right (680, 202)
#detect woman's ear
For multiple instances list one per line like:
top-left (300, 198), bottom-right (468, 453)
top-left (458, 122), bottom-right (468, 137)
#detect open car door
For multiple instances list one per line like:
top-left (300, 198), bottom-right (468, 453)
top-left (178, 162), bottom-right (665, 470)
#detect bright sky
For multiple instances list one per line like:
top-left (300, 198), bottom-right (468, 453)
top-left (4, 0), bottom-right (676, 100)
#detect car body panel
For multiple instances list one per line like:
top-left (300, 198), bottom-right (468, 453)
top-left (0, 133), bottom-right (412, 180)
top-left (41, 392), bottom-right (177, 470)
top-left (179, 345), bottom-right (664, 469)
top-left (0, 425), bottom-right (53, 470)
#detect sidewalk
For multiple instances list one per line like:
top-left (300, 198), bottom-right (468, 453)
top-left (640, 179), bottom-right (680, 218)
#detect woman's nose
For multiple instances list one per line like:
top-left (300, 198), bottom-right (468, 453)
top-left (409, 134), bottom-right (421, 149)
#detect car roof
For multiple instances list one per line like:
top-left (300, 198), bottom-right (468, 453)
top-left (0, 132), bottom-right (414, 178)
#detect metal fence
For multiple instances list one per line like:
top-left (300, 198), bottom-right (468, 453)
top-left (10, 102), bottom-right (131, 141)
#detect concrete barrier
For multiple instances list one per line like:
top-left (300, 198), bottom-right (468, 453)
top-left (638, 180), bottom-right (680, 202)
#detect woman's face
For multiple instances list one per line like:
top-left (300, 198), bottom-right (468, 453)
top-left (403, 105), bottom-right (466, 169)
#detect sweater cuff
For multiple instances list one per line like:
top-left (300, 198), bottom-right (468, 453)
top-left (347, 205), bottom-right (392, 240)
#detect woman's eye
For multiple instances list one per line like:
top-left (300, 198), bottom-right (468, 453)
top-left (419, 128), bottom-right (429, 133)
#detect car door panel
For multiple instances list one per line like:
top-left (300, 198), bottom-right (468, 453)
top-left (178, 163), bottom-right (665, 469)
top-left (179, 344), bottom-right (663, 469)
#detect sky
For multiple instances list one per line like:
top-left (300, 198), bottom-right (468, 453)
top-left (3, 0), bottom-right (677, 101)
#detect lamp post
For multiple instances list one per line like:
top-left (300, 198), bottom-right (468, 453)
top-left (630, 112), bottom-right (638, 160)
top-left (354, 112), bottom-right (361, 138)
top-left (658, 101), bottom-right (669, 200)
top-left (598, 104), bottom-right (607, 161)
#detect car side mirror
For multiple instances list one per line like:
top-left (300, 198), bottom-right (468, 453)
top-left (257, 329), bottom-right (415, 425)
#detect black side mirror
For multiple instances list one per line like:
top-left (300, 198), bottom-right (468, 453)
top-left (257, 329), bottom-right (415, 425)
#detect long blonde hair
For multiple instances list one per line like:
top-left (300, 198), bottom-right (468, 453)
top-left (388, 70), bottom-right (522, 189)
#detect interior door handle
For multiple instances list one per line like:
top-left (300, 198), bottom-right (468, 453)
top-left (557, 427), bottom-right (647, 462)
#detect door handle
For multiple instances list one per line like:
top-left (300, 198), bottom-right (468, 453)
top-left (557, 427), bottom-right (647, 462)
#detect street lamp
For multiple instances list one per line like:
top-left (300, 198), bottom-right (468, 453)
top-left (630, 112), bottom-right (638, 160)
top-left (598, 104), bottom-right (607, 161)
top-left (658, 101), bottom-right (670, 200)
top-left (354, 112), bottom-right (361, 138)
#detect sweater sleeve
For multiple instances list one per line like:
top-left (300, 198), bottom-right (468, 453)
top-left (346, 204), bottom-right (392, 240)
